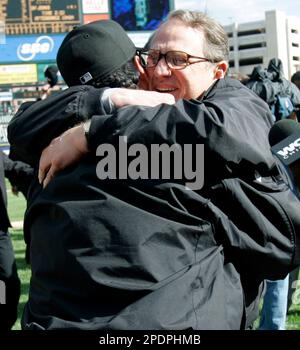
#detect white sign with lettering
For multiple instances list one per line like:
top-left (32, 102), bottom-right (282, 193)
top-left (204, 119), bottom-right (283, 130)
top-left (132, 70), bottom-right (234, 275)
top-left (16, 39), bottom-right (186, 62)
top-left (82, 0), bottom-right (109, 14)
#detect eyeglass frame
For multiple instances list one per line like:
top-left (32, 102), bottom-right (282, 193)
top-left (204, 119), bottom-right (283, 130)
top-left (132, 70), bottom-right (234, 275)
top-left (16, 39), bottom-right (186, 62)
top-left (136, 48), bottom-right (216, 70)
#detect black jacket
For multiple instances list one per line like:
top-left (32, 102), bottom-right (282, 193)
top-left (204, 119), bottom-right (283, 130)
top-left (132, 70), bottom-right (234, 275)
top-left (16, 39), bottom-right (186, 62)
top-left (3, 151), bottom-right (34, 199)
top-left (8, 78), bottom-right (300, 330)
top-left (0, 152), bottom-right (20, 330)
top-left (0, 152), bottom-right (11, 232)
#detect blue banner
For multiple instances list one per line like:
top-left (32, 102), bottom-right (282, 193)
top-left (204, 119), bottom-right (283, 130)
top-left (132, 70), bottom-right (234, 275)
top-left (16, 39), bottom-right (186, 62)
top-left (0, 34), bottom-right (66, 63)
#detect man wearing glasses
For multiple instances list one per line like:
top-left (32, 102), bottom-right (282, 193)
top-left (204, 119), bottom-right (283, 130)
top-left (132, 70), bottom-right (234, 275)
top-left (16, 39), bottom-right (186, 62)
top-left (136, 48), bottom-right (223, 99)
top-left (9, 10), bottom-right (300, 330)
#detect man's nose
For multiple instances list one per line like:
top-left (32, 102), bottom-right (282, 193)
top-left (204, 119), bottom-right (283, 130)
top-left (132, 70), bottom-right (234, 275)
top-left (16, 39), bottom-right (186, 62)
top-left (153, 57), bottom-right (172, 76)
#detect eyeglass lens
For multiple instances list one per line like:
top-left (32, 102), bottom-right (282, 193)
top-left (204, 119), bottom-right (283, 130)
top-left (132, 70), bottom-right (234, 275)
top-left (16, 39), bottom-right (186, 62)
top-left (141, 50), bottom-right (189, 69)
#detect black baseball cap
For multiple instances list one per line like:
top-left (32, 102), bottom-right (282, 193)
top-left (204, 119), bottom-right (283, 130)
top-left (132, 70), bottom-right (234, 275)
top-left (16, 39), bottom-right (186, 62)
top-left (57, 20), bottom-right (136, 86)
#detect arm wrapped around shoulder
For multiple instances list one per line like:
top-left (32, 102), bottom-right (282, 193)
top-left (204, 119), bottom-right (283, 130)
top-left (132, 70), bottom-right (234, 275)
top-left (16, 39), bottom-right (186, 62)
top-left (208, 176), bottom-right (300, 281)
top-left (8, 85), bottom-right (103, 166)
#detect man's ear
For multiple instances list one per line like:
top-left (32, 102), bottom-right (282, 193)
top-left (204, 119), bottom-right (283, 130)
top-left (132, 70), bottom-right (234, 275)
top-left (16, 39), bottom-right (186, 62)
top-left (134, 55), bottom-right (149, 90)
top-left (214, 61), bottom-right (229, 79)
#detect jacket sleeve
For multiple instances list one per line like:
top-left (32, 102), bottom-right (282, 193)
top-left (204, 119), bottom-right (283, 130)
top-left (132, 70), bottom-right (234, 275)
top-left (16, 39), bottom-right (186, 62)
top-left (87, 95), bottom-right (300, 277)
top-left (87, 87), bottom-right (275, 179)
top-left (3, 152), bottom-right (34, 193)
top-left (208, 176), bottom-right (300, 279)
top-left (8, 85), bottom-right (105, 166)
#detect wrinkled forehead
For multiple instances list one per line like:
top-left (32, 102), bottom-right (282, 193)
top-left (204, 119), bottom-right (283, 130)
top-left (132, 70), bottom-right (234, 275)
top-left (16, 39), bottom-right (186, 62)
top-left (150, 19), bottom-right (205, 55)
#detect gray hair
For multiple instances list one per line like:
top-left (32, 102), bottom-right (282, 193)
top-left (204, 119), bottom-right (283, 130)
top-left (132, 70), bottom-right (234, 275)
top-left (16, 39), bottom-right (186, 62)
top-left (155, 10), bottom-right (229, 63)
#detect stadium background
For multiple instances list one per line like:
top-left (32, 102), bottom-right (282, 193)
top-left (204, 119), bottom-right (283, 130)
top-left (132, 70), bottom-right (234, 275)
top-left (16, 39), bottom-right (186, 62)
top-left (0, 0), bottom-right (174, 151)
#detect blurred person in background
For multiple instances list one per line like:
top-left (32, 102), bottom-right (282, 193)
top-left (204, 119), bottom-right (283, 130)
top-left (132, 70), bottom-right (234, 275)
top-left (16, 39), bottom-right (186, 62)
top-left (0, 151), bottom-right (20, 330)
top-left (2, 150), bottom-right (34, 263)
top-left (38, 65), bottom-right (59, 101)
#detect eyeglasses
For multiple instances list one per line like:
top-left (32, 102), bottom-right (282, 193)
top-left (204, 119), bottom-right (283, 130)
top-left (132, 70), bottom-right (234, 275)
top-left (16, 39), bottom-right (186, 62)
top-left (136, 49), bottom-right (213, 70)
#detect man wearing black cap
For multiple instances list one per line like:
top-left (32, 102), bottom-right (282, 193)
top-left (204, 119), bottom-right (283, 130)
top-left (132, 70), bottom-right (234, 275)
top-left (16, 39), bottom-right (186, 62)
top-left (9, 11), bottom-right (300, 330)
top-left (57, 20), bottom-right (137, 87)
top-left (9, 19), bottom-right (172, 166)
top-left (8, 19), bottom-right (174, 330)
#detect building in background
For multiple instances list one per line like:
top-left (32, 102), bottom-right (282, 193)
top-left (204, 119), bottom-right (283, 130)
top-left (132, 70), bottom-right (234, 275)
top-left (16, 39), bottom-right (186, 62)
top-left (1, 3), bottom-right (300, 99)
top-left (225, 10), bottom-right (300, 79)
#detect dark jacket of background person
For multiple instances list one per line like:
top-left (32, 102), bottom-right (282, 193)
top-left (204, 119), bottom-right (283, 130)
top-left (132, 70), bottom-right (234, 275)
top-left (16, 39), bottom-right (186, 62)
top-left (0, 152), bottom-right (11, 232)
top-left (3, 151), bottom-right (34, 263)
top-left (8, 77), bottom-right (300, 330)
top-left (0, 151), bottom-right (21, 330)
top-left (3, 151), bottom-right (34, 200)
top-left (245, 58), bottom-right (300, 120)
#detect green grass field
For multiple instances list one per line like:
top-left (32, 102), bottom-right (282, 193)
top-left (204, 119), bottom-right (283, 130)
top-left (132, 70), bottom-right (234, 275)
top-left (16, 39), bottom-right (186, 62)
top-left (10, 228), bottom-right (30, 330)
top-left (5, 181), bottom-right (300, 330)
